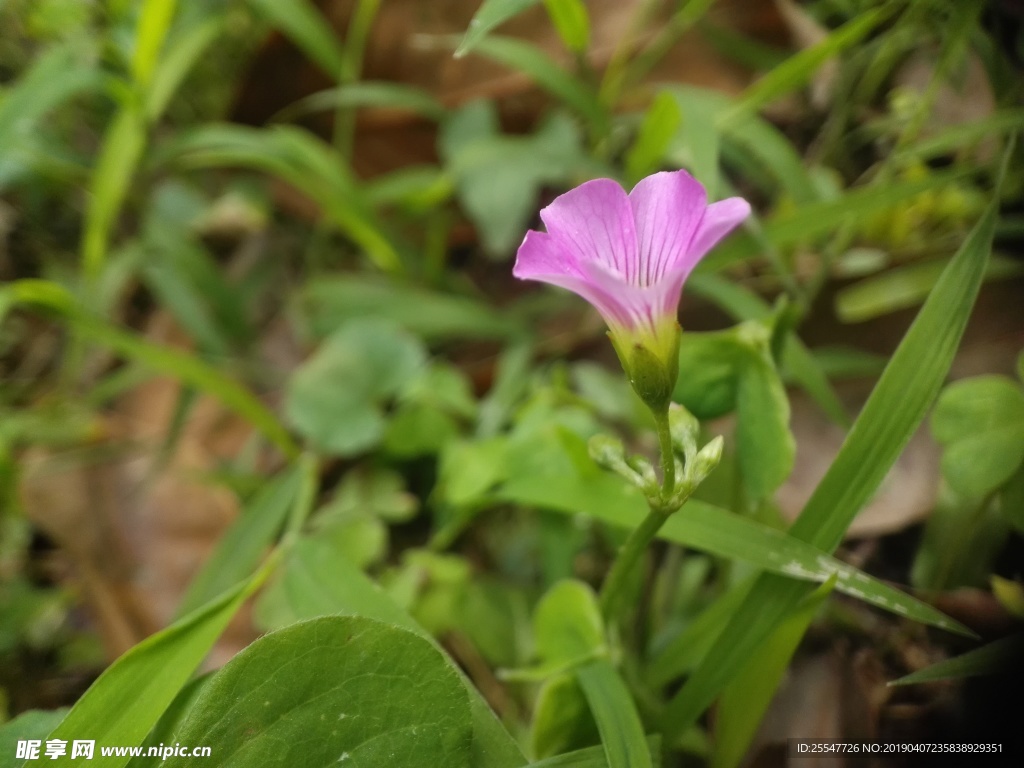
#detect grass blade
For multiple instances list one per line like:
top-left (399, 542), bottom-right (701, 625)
top-left (497, 475), bottom-right (970, 636)
top-left (0, 43), bottom-right (100, 148)
top-left (164, 124), bottom-right (400, 271)
top-left (81, 109), bottom-right (147, 281)
top-left (577, 659), bottom-right (653, 768)
top-left (889, 635), bottom-right (1023, 686)
top-left (272, 81), bottom-right (446, 123)
top-left (247, 0), bottom-right (345, 77)
top-left (468, 36), bottom-right (608, 133)
top-left (702, 171), bottom-right (968, 271)
top-left (132, 0), bottom-right (179, 87)
top-left (662, 159), bottom-right (1003, 733)
top-left (5, 280), bottom-right (299, 458)
top-left (836, 255), bottom-right (1024, 323)
top-left (455, 0), bottom-right (540, 58)
top-left (175, 463), bottom-right (305, 617)
top-left (146, 18), bottom-right (221, 119)
top-left (42, 564), bottom-right (273, 768)
top-left (712, 579), bottom-right (834, 768)
top-left (720, 7), bottom-right (887, 126)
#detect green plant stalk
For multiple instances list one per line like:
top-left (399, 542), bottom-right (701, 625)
top-left (332, 0), bottom-right (382, 158)
top-left (655, 408), bottom-right (676, 495)
top-left (600, 410), bottom-right (680, 617)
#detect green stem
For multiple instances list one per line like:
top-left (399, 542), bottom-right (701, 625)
top-left (600, 408), bottom-right (679, 618)
top-left (599, 502), bottom-right (673, 618)
top-left (655, 409), bottom-right (675, 495)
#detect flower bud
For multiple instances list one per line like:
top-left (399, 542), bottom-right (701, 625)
top-left (687, 435), bottom-right (724, 487)
top-left (589, 434), bottom-right (642, 487)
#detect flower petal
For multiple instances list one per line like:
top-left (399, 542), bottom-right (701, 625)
top-left (539, 178), bottom-right (637, 279)
top-left (513, 230), bottom-right (584, 281)
top-left (687, 197), bottom-right (751, 262)
top-left (516, 233), bottom-right (643, 331)
top-left (579, 260), bottom-right (685, 333)
top-left (629, 170), bottom-right (707, 286)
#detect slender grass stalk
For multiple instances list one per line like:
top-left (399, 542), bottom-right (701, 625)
top-left (600, 410), bottom-right (681, 618)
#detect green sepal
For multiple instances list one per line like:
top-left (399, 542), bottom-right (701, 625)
top-left (610, 321), bottom-right (681, 415)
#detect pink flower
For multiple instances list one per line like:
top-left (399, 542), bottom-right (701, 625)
top-left (513, 170), bottom-right (750, 409)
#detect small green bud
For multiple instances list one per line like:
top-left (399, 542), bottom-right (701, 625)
top-left (687, 435), bottom-right (724, 486)
top-left (668, 402), bottom-right (699, 463)
top-left (589, 434), bottom-right (643, 487)
top-left (609, 321), bottom-right (680, 416)
top-left (625, 454), bottom-right (658, 491)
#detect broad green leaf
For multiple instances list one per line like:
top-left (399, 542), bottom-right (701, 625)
top-left (2, 281), bottom-right (298, 458)
top-left (836, 256), bottom-right (1023, 323)
top-left (252, 537), bottom-right (526, 768)
top-left (673, 331), bottom-right (743, 419)
top-left (496, 474), bottom-right (968, 635)
top-left (625, 91), bottom-right (682, 186)
top-left (543, 0), bottom-right (590, 53)
top-left (301, 275), bottom-right (518, 342)
top-left (284, 319), bottom-right (426, 456)
top-left (576, 660), bottom-right (652, 768)
top-left (932, 375), bottom-right (1024, 497)
top-left (531, 675), bottom-right (599, 759)
top-left (128, 675), bottom-right (211, 765)
top-left (663, 165), bottom-right (1001, 733)
top-left (455, 0), bottom-right (539, 58)
top-left (468, 36), bottom-right (608, 133)
top-left (437, 437), bottom-right (509, 509)
top-left (734, 324), bottom-right (795, 500)
top-left (383, 402), bottom-right (460, 457)
top-left (441, 103), bottom-right (587, 256)
top-left (246, 0), bottom-right (345, 77)
top-left (687, 273), bottom-right (849, 427)
top-left (890, 635), bottom-right (1023, 686)
top-left (130, 617), bottom-right (473, 768)
top-left (176, 463), bottom-right (306, 617)
top-left (477, 342), bottom-right (533, 437)
top-left (256, 535), bottom-right (420, 634)
top-left (1001, 466), bottom-right (1024, 535)
top-left (666, 86), bottom-right (817, 205)
top-left (0, 709), bottom-right (69, 760)
top-left (675, 321), bottom-right (795, 497)
top-left (41, 568), bottom-right (271, 767)
top-left (534, 580), bottom-right (605, 665)
top-left (322, 466), bottom-right (418, 524)
top-left (712, 579), bottom-right (835, 768)
top-left (272, 81), bottom-right (446, 123)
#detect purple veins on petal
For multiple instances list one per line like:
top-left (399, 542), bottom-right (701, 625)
top-left (688, 197), bottom-right (752, 263)
top-left (629, 171), bottom-right (707, 287)
top-left (512, 169), bottom-right (751, 334)
top-left (538, 178), bottom-right (637, 280)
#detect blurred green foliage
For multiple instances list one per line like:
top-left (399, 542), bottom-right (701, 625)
top-left (1, 0), bottom-right (1022, 766)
